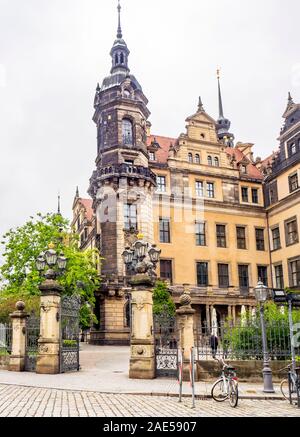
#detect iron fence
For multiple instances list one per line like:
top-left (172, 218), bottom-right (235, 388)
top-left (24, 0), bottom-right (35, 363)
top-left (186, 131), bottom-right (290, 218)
top-left (195, 321), bottom-right (297, 361)
top-left (0, 323), bottom-right (12, 357)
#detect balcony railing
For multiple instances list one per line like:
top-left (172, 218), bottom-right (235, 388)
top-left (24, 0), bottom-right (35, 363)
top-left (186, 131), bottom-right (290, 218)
top-left (98, 164), bottom-right (157, 185)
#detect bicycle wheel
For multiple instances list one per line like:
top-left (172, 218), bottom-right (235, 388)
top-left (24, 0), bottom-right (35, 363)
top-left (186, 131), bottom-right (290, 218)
top-left (280, 379), bottom-right (298, 402)
top-left (211, 378), bottom-right (228, 402)
top-left (229, 380), bottom-right (239, 408)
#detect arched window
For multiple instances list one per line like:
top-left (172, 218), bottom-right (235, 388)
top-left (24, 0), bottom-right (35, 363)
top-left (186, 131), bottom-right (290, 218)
top-left (188, 153), bottom-right (193, 163)
top-left (214, 157), bottom-right (220, 167)
top-left (123, 89), bottom-right (130, 98)
top-left (208, 156), bottom-right (212, 166)
top-left (195, 154), bottom-right (200, 164)
top-left (115, 53), bottom-right (119, 65)
top-left (122, 118), bottom-right (133, 145)
top-left (120, 53), bottom-right (124, 64)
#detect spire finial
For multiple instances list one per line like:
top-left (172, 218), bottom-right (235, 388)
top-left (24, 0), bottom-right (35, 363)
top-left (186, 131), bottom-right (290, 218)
top-left (288, 92), bottom-right (294, 104)
top-left (198, 96), bottom-right (204, 112)
top-left (57, 193), bottom-right (61, 216)
top-left (217, 68), bottom-right (224, 118)
top-left (76, 186), bottom-right (79, 198)
top-left (117, 0), bottom-right (122, 39)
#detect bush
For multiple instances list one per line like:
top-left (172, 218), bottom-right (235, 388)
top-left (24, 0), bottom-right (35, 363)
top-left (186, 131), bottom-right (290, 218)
top-left (0, 295), bottom-right (40, 324)
top-left (153, 281), bottom-right (176, 316)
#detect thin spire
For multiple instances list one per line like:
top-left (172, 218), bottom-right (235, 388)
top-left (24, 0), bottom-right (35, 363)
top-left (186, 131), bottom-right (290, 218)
top-left (217, 68), bottom-right (224, 119)
top-left (117, 0), bottom-right (122, 39)
top-left (198, 96), bottom-right (204, 112)
top-left (288, 91), bottom-right (294, 105)
top-left (57, 194), bottom-right (61, 216)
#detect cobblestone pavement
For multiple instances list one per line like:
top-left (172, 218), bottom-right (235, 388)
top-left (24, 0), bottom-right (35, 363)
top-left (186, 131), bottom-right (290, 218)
top-left (0, 384), bottom-right (299, 417)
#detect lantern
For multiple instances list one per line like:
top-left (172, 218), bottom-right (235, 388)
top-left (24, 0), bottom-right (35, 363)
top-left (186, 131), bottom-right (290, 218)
top-left (44, 248), bottom-right (58, 266)
top-left (36, 253), bottom-right (46, 272)
top-left (57, 254), bottom-right (67, 270)
top-left (254, 280), bottom-right (269, 303)
top-left (148, 245), bottom-right (161, 264)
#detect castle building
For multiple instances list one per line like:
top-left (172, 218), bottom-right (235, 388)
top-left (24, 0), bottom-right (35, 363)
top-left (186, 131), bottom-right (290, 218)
top-left (73, 3), bottom-right (300, 345)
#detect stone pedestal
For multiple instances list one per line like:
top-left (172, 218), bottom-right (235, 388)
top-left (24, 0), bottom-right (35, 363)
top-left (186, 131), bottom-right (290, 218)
top-left (36, 279), bottom-right (62, 375)
top-left (9, 302), bottom-right (29, 372)
top-left (176, 286), bottom-right (197, 382)
top-left (129, 274), bottom-right (155, 380)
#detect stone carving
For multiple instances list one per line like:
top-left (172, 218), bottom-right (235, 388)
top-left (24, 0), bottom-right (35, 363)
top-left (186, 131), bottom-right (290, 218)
top-left (38, 345), bottom-right (49, 354)
top-left (133, 296), bottom-right (145, 311)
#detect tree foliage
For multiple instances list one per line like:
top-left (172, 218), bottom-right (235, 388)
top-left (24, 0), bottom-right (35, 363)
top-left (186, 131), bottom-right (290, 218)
top-left (153, 281), bottom-right (176, 316)
top-left (0, 213), bottom-right (101, 328)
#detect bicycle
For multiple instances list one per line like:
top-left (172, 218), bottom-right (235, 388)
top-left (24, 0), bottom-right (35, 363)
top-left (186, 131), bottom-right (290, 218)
top-left (279, 364), bottom-right (300, 406)
top-left (211, 358), bottom-right (239, 408)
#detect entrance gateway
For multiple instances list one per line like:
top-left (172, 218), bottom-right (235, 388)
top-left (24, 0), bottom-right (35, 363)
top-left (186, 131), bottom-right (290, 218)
top-left (60, 295), bottom-right (81, 373)
top-left (154, 312), bottom-right (178, 378)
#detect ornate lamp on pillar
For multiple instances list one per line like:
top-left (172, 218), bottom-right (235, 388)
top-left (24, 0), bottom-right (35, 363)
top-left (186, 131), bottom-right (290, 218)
top-left (35, 243), bottom-right (67, 375)
top-left (122, 234), bottom-right (161, 379)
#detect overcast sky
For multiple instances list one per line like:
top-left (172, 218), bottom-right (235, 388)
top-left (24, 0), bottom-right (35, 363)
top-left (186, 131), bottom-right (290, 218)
top-left (0, 0), bottom-right (300, 240)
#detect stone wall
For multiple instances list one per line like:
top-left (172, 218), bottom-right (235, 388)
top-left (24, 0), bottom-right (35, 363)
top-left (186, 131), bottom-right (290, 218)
top-left (197, 360), bottom-right (289, 382)
top-left (0, 356), bottom-right (9, 370)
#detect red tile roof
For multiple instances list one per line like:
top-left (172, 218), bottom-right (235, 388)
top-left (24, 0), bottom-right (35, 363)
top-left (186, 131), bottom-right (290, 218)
top-left (226, 147), bottom-right (263, 180)
top-left (78, 198), bottom-right (94, 221)
top-left (147, 135), bottom-right (176, 165)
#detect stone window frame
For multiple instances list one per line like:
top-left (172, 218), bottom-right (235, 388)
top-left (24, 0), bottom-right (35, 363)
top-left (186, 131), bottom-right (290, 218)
top-left (188, 153), bottom-right (193, 164)
top-left (122, 116), bottom-right (135, 146)
top-left (288, 256), bottom-right (300, 288)
top-left (156, 175), bottom-right (167, 193)
top-left (159, 259), bottom-right (174, 285)
top-left (236, 225), bottom-right (247, 250)
top-left (149, 151), bottom-right (156, 162)
top-left (194, 154), bottom-right (201, 165)
top-left (206, 181), bottom-right (215, 199)
top-left (195, 180), bottom-right (204, 198)
top-left (289, 172), bottom-right (299, 193)
top-left (124, 203), bottom-right (138, 232)
top-left (195, 221), bottom-right (207, 247)
top-left (216, 223), bottom-right (227, 248)
top-left (196, 261), bottom-right (210, 287)
top-left (284, 216), bottom-right (299, 247)
top-left (255, 227), bottom-right (266, 251)
top-left (252, 188), bottom-right (259, 204)
top-left (273, 263), bottom-right (284, 290)
top-left (159, 217), bottom-right (171, 244)
top-left (218, 263), bottom-right (230, 289)
top-left (257, 265), bottom-right (268, 287)
top-left (238, 264), bottom-right (250, 291)
top-left (241, 186), bottom-right (249, 203)
top-left (271, 225), bottom-right (281, 251)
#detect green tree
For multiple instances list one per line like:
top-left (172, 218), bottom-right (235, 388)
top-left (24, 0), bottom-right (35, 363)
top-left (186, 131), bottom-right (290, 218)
top-left (0, 213), bottom-right (101, 328)
top-left (153, 281), bottom-right (176, 316)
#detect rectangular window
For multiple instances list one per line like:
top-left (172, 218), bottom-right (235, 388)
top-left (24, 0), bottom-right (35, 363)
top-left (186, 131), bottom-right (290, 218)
top-left (289, 173), bottom-right (299, 193)
top-left (196, 222), bottom-right (206, 246)
top-left (218, 264), bottom-right (229, 288)
top-left (124, 204), bottom-right (137, 231)
top-left (160, 260), bottom-right (173, 284)
top-left (289, 259), bottom-right (300, 288)
top-left (256, 228), bottom-right (265, 251)
top-left (258, 266), bottom-right (268, 286)
top-left (207, 182), bottom-right (215, 198)
top-left (272, 227), bottom-right (281, 251)
top-left (157, 176), bottom-right (166, 193)
top-left (195, 181), bottom-right (204, 198)
top-left (275, 265), bottom-right (284, 289)
top-left (236, 227), bottom-right (246, 249)
top-left (285, 218), bottom-right (299, 246)
top-left (238, 265), bottom-right (249, 290)
top-left (149, 151), bottom-right (155, 161)
top-left (252, 188), bottom-right (259, 204)
top-left (197, 262), bottom-right (209, 287)
top-left (159, 218), bottom-right (171, 243)
top-left (242, 187), bottom-right (249, 203)
top-left (216, 225), bottom-right (226, 248)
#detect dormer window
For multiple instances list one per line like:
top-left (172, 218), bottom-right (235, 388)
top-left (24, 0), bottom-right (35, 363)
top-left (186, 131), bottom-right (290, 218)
top-left (122, 118), bottom-right (133, 145)
top-left (123, 89), bottom-right (131, 98)
top-left (241, 165), bottom-right (247, 174)
top-left (149, 151), bottom-right (155, 161)
top-left (290, 143), bottom-right (297, 156)
top-left (188, 153), bottom-right (193, 163)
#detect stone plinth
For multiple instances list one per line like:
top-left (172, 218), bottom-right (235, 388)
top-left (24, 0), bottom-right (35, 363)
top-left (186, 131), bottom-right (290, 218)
top-left (9, 301), bottom-right (29, 372)
top-left (36, 279), bottom-right (62, 375)
top-left (129, 274), bottom-right (155, 380)
top-left (176, 286), bottom-right (197, 381)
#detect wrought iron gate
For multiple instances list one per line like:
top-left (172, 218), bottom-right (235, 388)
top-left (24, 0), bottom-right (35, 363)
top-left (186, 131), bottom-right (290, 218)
top-left (25, 316), bottom-right (40, 372)
top-left (60, 295), bottom-right (80, 373)
top-left (154, 313), bottom-right (178, 378)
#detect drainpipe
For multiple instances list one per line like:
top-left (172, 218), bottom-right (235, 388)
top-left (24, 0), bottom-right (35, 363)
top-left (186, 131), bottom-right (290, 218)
top-left (266, 211), bottom-right (274, 291)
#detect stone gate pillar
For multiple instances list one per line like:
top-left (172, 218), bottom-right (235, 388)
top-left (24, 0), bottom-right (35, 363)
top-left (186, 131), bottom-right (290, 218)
top-left (9, 301), bottom-right (29, 372)
top-left (176, 286), bottom-right (196, 381)
top-left (36, 278), bottom-right (62, 374)
top-left (129, 274), bottom-right (155, 379)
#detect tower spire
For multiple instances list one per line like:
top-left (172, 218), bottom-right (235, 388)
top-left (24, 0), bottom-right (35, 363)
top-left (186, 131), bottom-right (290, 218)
top-left (117, 0), bottom-right (122, 39)
top-left (217, 68), bottom-right (224, 119)
top-left (57, 194), bottom-right (61, 216)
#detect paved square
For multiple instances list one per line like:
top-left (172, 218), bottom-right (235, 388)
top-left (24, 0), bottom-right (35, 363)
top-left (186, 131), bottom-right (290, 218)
top-left (0, 384), bottom-right (299, 417)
